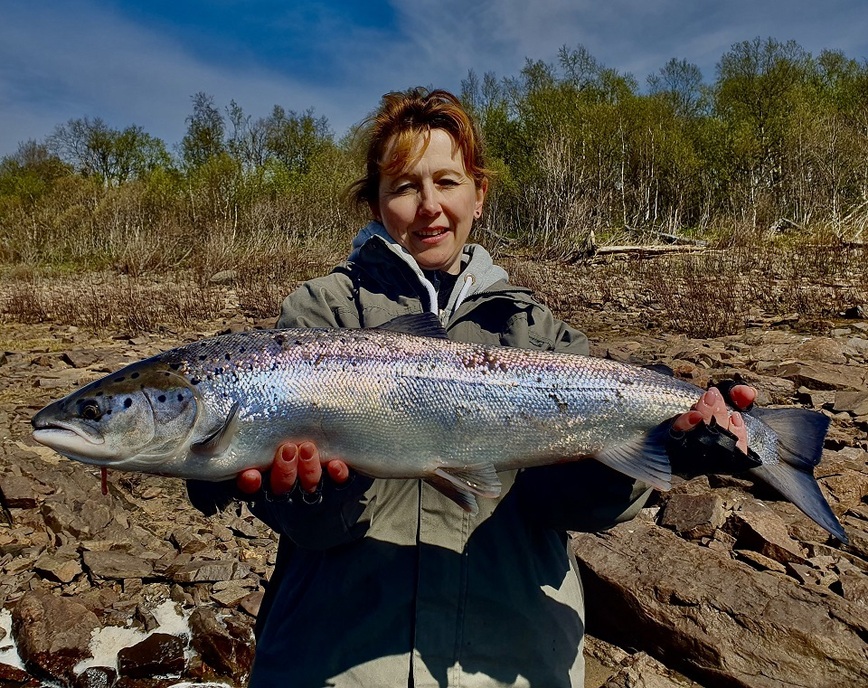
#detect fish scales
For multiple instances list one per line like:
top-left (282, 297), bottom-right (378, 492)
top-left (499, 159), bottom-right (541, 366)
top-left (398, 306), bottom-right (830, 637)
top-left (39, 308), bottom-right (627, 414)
top-left (30, 316), bottom-right (847, 541)
top-left (158, 328), bottom-right (711, 477)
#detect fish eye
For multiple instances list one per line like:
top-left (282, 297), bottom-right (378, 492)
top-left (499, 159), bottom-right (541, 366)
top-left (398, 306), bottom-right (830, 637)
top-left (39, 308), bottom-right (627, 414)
top-left (79, 400), bottom-right (103, 421)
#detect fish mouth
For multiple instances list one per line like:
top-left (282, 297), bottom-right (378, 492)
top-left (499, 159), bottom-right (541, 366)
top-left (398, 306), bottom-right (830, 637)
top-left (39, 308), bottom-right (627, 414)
top-left (32, 420), bottom-right (105, 448)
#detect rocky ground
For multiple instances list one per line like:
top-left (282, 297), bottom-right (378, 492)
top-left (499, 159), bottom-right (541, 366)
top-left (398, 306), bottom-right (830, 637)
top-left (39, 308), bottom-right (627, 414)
top-left (0, 270), bottom-right (867, 687)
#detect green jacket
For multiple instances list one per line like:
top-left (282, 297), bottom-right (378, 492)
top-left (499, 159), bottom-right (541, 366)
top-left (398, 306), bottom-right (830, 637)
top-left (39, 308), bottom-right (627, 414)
top-left (247, 223), bottom-right (651, 687)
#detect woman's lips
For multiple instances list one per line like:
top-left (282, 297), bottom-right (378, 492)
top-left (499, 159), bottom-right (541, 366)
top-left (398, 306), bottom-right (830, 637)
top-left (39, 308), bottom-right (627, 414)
top-left (414, 227), bottom-right (449, 245)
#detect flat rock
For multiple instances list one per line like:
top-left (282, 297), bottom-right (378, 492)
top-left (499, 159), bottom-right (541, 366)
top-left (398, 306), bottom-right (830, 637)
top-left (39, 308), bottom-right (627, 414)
top-left (82, 550), bottom-right (154, 580)
top-left (726, 501), bottom-right (808, 565)
top-left (772, 361), bottom-right (868, 391)
top-left (189, 607), bottom-right (255, 682)
top-left (833, 390), bottom-right (868, 416)
top-left (603, 652), bottom-right (701, 688)
top-left (0, 474), bottom-right (47, 508)
top-left (60, 350), bottom-right (100, 369)
top-left (573, 522), bottom-right (868, 688)
top-left (170, 560), bottom-right (247, 583)
top-left (659, 493), bottom-right (726, 540)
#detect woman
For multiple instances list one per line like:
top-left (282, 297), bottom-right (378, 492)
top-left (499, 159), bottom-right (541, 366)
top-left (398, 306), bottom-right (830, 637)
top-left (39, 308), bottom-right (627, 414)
top-left (193, 88), bottom-right (754, 687)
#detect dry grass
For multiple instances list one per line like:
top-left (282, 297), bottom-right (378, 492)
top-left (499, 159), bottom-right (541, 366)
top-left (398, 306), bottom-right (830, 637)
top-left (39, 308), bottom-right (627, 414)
top-left (504, 228), bottom-right (868, 339)
top-left (3, 219), bottom-right (867, 341)
top-left (1, 273), bottom-right (225, 337)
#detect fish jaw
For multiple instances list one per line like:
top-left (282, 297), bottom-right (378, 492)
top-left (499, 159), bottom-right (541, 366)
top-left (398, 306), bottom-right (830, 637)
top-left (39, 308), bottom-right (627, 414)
top-left (31, 416), bottom-right (116, 463)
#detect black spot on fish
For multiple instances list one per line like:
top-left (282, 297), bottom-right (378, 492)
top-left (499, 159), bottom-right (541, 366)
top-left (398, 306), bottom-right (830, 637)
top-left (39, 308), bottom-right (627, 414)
top-left (225, 353), bottom-right (232, 360)
top-left (273, 334), bottom-right (286, 346)
top-left (123, 398), bottom-right (132, 408)
top-left (239, 347), bottom-right (246, 354)
top-left (177, 394), bottom-right (184, 402)
top-left (190, 377), bottom-right (200, 385)
top-left (114, 376), bottom-right (125, 383)
top-left (95, 391), bottom-right (104, 397)
top-left (157, 394), bottom-right (166, 403)
top-left (105, 409), bottom-right (112, 416)
top-left (131, 372), bottom-right (139, 379)
top-left (198, 355), bottom-right (207, 361)
top-left (548, 393), bottom-right (568, 413)
top-left (169, 363), bottom-right (181, 371)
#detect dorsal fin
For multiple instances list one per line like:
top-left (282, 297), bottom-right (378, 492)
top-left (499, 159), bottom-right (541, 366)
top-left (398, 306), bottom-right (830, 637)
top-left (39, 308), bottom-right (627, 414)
top-left (643, 363), bottom-right (674, 377)
top-left (374, 313), bottom-right (449, 339)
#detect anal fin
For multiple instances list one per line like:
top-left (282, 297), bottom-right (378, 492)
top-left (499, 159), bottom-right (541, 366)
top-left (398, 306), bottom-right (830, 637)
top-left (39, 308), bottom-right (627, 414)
top-left (595, 421), bottom-right (672, 491)
top-left (424, 463), bottom-right (502, 515)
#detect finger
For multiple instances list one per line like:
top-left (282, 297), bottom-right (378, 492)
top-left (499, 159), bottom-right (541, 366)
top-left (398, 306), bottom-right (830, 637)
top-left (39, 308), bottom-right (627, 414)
top-left (729, 412), bottom-right (749, 454)
top-left (270, 443), bottom-right (299, 495)
top-left (671, 409), bottom-right (703, 433)
top-left (326, 460), bottom-right (351, 484)
top-left (297, 441), bottom-right (323, 492)
top-left (698, 387), bottom-right (730, 428)
top-left (237, 469), bottom-right (263, 494)
top-left (730, 385), bottom-right (757, 411)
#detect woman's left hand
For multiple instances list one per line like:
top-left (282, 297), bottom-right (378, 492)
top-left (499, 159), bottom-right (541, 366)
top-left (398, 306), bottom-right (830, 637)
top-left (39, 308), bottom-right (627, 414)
top-left (671, 385), bottom-right (757, 454)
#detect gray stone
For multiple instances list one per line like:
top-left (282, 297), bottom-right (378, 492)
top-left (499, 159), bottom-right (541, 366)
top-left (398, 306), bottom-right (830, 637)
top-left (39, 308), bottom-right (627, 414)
top-left (659, 493), bottom-right (725, 540)
top-left (170, 560), bottom-right (240, 583)
top-left (833, 390), bottom-right (868, 416)
top-left (34, 546), bottom-right (82, 584)
top-left (82, 550), bottom-right (153, 580)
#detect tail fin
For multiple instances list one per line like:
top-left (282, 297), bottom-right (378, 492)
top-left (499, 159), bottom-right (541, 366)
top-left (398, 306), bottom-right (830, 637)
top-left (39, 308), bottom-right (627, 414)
top-left (749, 407), bottom-right (848, 543)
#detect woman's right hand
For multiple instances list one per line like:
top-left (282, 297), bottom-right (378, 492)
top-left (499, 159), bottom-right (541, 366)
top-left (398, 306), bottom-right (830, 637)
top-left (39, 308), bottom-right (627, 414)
top-left (237, 441), bottom-right (351, 496)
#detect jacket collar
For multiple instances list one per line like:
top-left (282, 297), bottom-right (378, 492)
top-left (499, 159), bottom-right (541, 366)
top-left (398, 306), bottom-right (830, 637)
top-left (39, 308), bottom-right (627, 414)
top-left (346, 221), bottom-right (510, 321)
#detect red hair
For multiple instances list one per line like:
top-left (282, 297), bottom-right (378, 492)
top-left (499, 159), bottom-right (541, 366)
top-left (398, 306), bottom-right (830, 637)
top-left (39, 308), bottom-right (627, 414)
top-left (350, 88), bottom-right (491, 210)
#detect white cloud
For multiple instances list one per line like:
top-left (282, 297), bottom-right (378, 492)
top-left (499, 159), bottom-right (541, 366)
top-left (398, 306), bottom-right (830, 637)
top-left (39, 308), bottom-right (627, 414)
top-left (2, 0), bottom-right (866, 158)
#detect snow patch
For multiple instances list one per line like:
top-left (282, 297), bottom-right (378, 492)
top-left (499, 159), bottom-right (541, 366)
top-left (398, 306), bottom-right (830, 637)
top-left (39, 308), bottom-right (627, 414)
top-left (0, 607), bottom-right (25, 670)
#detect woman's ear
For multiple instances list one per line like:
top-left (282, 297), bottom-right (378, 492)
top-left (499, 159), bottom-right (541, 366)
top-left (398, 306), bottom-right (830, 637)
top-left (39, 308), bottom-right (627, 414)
top-left (369, 201), bottom-right (381, 223)
top-left (474, 179), bottom-right (488, 218)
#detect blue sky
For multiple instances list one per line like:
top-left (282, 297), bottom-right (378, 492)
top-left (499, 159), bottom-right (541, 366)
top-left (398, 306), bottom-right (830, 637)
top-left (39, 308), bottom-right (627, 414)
top-left (2, 0), bottom-right (867, 158)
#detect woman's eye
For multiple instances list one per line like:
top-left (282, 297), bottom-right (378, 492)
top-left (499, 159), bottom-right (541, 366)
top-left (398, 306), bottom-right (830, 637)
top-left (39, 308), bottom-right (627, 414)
top-left (438, 178), bottom-right (459, 187)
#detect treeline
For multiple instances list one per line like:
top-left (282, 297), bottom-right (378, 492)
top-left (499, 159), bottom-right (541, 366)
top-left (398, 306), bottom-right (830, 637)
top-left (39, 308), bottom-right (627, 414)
top-left (2, 37), bottom-right (867, 272)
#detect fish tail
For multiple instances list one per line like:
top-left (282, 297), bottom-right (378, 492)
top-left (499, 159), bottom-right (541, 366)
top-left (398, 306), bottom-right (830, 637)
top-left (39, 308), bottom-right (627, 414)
top-left (748, 407), bottom-right (848, 543)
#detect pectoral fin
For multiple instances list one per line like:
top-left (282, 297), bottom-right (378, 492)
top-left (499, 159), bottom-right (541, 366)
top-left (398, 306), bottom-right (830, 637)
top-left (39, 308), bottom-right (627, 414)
top-left (191, 402), bottom-right (240, 457)
top-left (424, 464), bottom-right (502, 515)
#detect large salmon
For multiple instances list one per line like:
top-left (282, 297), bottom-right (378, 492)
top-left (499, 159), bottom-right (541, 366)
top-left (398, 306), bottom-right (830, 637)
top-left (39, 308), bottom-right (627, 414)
top-left (31, 314), bottom-right (846, 541)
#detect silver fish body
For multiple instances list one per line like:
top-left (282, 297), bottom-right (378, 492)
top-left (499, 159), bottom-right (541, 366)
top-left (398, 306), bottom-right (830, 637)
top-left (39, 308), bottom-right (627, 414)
top-left (31, 316), bottom-right (846, 541)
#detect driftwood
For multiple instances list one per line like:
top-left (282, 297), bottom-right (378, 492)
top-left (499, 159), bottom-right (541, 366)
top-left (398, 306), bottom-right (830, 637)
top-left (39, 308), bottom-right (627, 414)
top-left (571, 242), bottom-right (707, 263)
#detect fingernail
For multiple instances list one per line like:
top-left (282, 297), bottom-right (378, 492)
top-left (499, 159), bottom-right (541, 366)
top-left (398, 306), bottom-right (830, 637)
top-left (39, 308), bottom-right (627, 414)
top-left (299, 443), bottom-right (315, 462)
top-left (706, 387), bottom-right (721, 402)
top-left (280, 444), bottom-right (297, 463)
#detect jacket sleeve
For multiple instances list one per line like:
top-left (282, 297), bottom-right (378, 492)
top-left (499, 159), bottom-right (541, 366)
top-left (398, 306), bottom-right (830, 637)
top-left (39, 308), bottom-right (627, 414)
top-left (189, 270), bottom-right (377, 550)
top-left (513, 304), bottom-right (653, 532)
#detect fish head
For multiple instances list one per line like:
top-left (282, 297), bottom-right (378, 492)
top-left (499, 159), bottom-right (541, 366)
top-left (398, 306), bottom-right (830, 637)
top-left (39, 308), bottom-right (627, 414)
top-left (31, 362), bottom-right (201, 469)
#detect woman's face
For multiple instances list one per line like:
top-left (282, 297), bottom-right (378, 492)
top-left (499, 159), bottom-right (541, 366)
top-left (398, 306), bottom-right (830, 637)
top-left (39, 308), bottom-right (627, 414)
top-left (373, 128), bottom-right (486, 275)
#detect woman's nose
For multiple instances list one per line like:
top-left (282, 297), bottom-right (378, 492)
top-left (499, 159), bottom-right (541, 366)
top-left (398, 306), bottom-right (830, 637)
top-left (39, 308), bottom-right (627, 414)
top-left (418, 183), bottom-right (442, 216)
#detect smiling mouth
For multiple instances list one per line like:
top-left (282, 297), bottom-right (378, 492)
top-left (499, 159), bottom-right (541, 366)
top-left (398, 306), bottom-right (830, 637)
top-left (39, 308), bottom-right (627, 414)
top-left (415, 227), bottom-right (449, 240)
